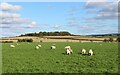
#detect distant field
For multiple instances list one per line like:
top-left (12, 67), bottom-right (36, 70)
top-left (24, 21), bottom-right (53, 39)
top-left (1, 36), bottom-right (111, 42)
top-left (2, 42), bottom-right (119, 73)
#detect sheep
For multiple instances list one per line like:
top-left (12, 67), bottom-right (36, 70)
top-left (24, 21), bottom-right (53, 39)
top-left (65, 46), bottom-right (71, 50)
top-left (36, 46), bottom-right (39, 49)
top-left (81, 48), bottom-right (86, 54)
top-left (51, 46), bottom-right (56, 49)
top-left (38, 44), bottom-right (42, 48)
top-left (66, 49), bottom-right (71, 55)
top-left (69, 48), bottom-right (73, 54)
top-left (16, 43), bottom-right (20, 45)
top-left (65, 46), bottom-right (73, 54)
top-left (10, 45), bottom-right (15, 48)
top-left (89, 49), bottom-right (93, 56)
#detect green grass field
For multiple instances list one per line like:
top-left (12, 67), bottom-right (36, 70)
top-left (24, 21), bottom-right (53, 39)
top-left (2, 42), bottom-right (119, 73)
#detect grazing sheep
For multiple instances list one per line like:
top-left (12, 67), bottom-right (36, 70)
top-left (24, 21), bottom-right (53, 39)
top-left (69, 48), bottom-right (73, 54)
top-left (16, 43), bottom-right (20, 45)
top-left (51, 46), bottom-right (56, 49)
top-left (65, 46), bottom-right (71, 50)
top-left (65, 46), bottom-right (73, 54)
top-left (81, 48), bottom-right (86, 54)
top-left (36, 46), bottom-right (39, 49)
top-left (38, 44), bottom-right (42, 48)
top-left (10, 45), bottom-right (15, 48)
top-left (66, 49), bottom-right (71, 55)
top-left (89, 49), bottom-right (93, 56)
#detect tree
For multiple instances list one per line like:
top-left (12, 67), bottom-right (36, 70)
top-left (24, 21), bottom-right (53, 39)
top-left (109, 38), bottom-right (113, 42)
top-left (116, 37), bottom-right (120, 42)
top-left (103, 39), bottom-right (108, 42)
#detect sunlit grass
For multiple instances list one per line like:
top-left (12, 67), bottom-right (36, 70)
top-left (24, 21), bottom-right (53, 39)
top-left (2, 42), bottom-right (118, 73)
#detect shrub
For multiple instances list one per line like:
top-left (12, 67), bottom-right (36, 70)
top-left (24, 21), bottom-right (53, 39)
top-left (18, 39), bottom-right (33, 42)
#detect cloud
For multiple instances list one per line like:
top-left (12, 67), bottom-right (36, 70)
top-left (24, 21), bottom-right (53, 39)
top-left (77, 24), bottom-right (118, 35)
top-left (0, 12), bottom-right (30, 24)
top-left (85, 2), bottom-right (107, 9)
top-left (0, 2), bottom-right (39, 37)
top-left (0, 24), bottom-right (11, 28)
top-left (85, 1), bottom-right (118, 20)
top-left (0, 12), bottom-right (21, 18)
top-left (0, 2), bottom-right (22, 11)
top-left (25, 21), bottom-right (38, 28)
top-left (94, 12), bottom-right (118, 20)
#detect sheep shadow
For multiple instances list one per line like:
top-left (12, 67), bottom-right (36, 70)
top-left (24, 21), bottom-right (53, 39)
top-left (62, 52), bottom-right (95, 56)
top-left (78, 52), bottom-right (89, 56)
top-left (62, 53), bottom-right (72, 55)
top-left (62, 53), bottom-right (66, 55)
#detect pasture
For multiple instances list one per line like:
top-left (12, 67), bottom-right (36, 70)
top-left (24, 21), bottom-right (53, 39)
top-left (2, 42), bottom-right (118, 73)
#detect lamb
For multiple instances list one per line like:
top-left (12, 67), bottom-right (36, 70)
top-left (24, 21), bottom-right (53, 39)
top-left (69, 48), bottom-right (73, 54)
top-left (81, 48), bottom-right (86, 54)
top-left (65, 46), bottom-right (71, 50)
top-left (36, 46), bottom-right (39, 49)
top-left (65, 46), bottom-right (73, 54)
top-left (89, 49), bottom-right (93, 56)
top-left (10, 45), bottom-right (15, 48)
top-left (51, 46), bottom-right (56, 49)
top-left (38, 44), bottom-right (42, 48)
top-left (66, 49), bottom-right (71, 55)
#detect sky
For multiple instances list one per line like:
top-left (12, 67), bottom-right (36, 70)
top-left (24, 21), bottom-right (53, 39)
top-left (0, 0), bottom-right (119, 37)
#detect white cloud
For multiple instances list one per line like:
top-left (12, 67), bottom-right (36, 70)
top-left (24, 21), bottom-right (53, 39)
top-left (31, 21), bottom-right (37, 25)
top-left (0, 12), bottom-right (30, 25)
top-left (0, 2), bottom-right (22, 11)
top-left (85, 0), bottom-right (109, 9)
top-left (27, 21), bottom-right (38, 28)
top-left (95, 12), bottom-right (118, 19)
top-left (85, 1), bottom-right (118, 20)
top-left (0, 12), bottom-right (21, 18)
top-left (0, 3), bottom-right (38, 29)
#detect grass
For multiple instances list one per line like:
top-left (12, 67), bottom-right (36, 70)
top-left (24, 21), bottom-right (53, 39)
top-left (2, 42), bottom-right (119, 73)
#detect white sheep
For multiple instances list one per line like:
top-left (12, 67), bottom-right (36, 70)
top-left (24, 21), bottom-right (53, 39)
top-left (66, 49), bottom-right (71, 55)
top-left (38, 44), bottom-right (42, 48)
top-left (69, 48), bottom-right (73, 54)
top-left (89, 49), bottom-right (93, 56)
top-left (51, 46), bottom-right (56, 49)
top-left (16, 43), bottom-right (20, 45)
top-left (65, 46), bottom-right (71, 50)
top-left (36, 46), bottom-right (39, 49)
top-left (81, 48), bottom-right (86, 54)
top-left (10, 45), bottom-right (15, 48)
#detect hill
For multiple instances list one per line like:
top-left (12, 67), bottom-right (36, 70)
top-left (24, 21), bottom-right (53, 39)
top-left (87, 33), bottom-right (120, 38)
top-left (19, 31), bottom-right (73, 37)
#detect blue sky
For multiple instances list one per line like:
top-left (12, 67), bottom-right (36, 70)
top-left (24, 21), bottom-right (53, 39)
top-left (0, 1), bottom-right (118, 37)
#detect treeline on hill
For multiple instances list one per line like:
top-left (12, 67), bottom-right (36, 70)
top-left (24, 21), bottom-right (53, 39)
top-left (103, 37), bottom-right (120, 42)
top-left (18, 39), bottom-right (33, 42)
top-left (20, 31), bottom-right (72, 36)
top-left (91, 33), bottom-right (120, 38)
